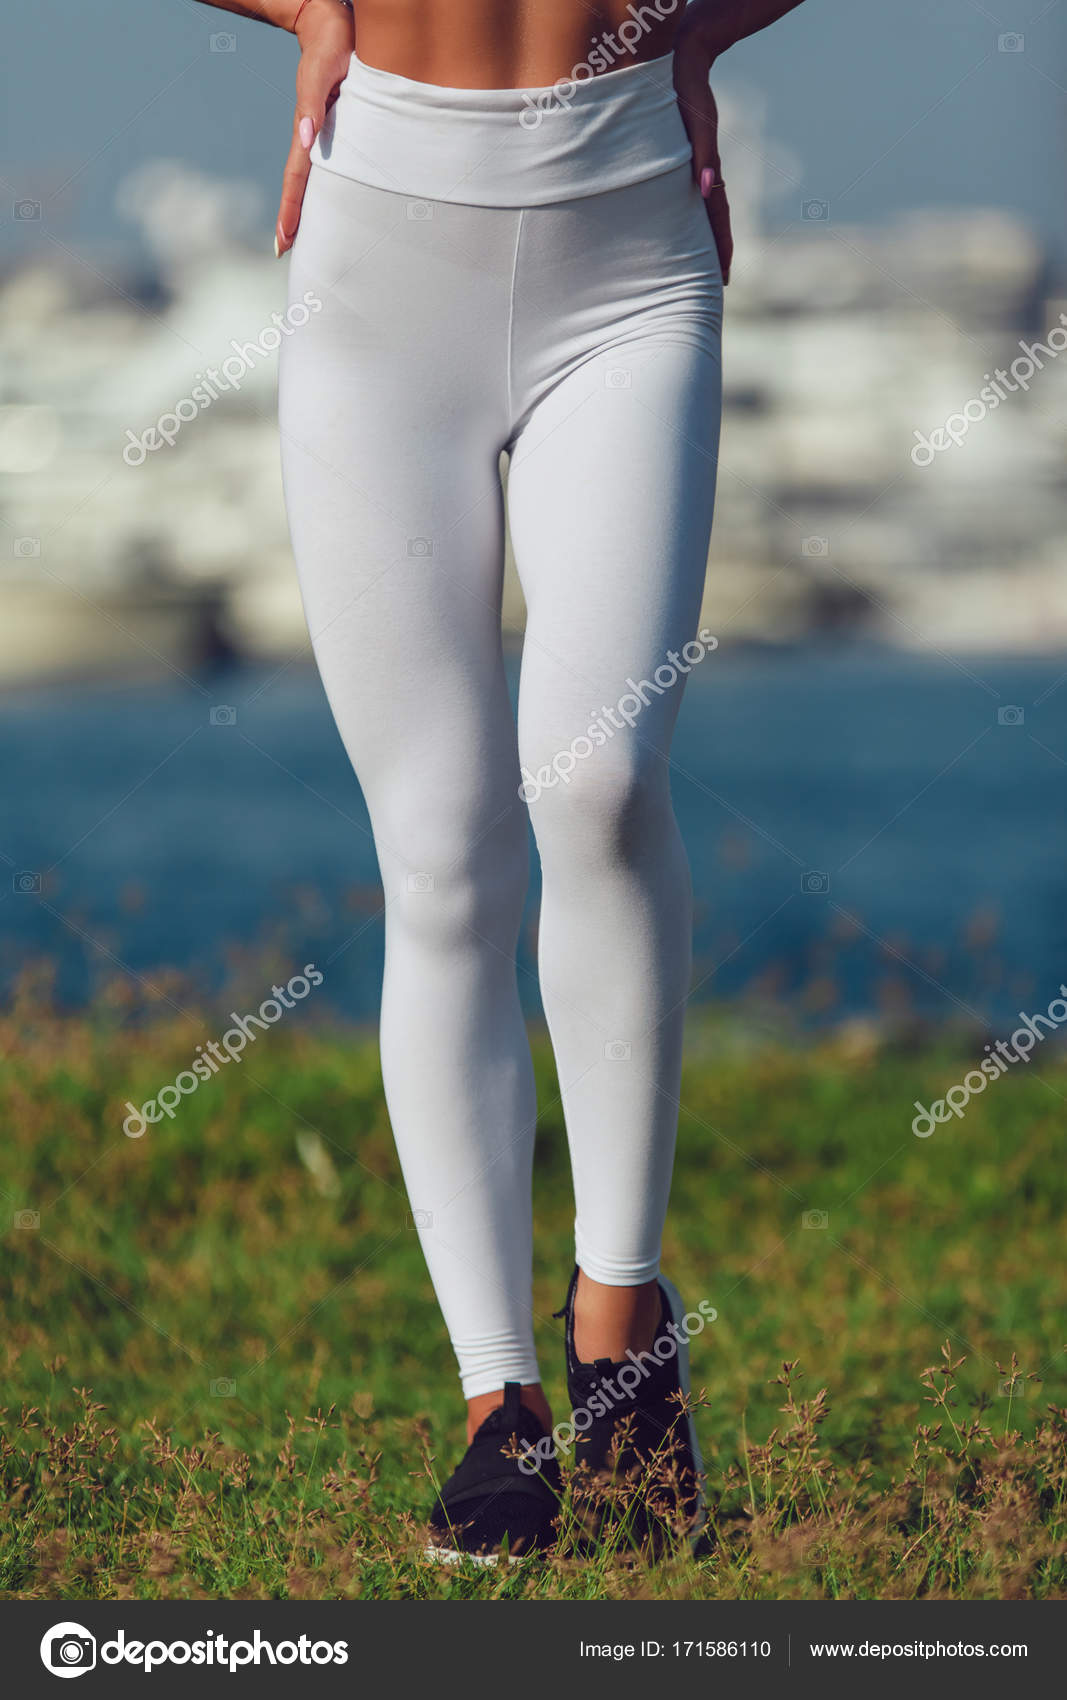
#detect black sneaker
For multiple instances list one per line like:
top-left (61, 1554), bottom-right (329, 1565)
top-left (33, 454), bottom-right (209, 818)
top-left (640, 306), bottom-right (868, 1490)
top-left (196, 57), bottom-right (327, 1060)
top-left (558, 1267), bottom-right (706, 1552)
top-left (426, 1382), bottom-right (561, 1565)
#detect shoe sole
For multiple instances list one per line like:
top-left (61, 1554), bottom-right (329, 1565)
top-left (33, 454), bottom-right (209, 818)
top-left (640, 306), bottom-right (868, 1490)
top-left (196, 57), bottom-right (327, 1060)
top-left (656, 1274), bottom-right (708, 1549)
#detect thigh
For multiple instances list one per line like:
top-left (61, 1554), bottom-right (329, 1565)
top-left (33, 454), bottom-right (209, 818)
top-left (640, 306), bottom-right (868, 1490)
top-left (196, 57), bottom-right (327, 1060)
top-left (278, 169), bottom-right (521, 832)
top-left (508, 330), bottom-right (722, 776)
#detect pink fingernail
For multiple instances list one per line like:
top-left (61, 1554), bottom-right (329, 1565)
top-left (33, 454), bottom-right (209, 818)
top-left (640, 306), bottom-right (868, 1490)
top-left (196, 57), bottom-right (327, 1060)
top-left (700, 168), bottom-right (715, 196)
top-left (299, 116), bottom-right (314, 149)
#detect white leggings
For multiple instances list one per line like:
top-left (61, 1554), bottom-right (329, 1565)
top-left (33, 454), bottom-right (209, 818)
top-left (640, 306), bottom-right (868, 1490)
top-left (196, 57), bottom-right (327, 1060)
top-left (279, 55), bottom-right (722, 1397)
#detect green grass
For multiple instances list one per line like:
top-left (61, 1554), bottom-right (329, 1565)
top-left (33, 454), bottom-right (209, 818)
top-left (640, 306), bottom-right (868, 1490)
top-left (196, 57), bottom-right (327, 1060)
top-left (2, 988), bottom-right (1065, 1599)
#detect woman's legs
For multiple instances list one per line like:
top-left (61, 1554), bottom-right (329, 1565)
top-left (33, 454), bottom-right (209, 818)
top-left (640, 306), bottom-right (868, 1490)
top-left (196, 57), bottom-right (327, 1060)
top-left (507, 171), bottom-right (723, 1354)
top-left (279, 160), bottom-right (722, 1412)
top-left (280, 170), bottom-right (545, 1409)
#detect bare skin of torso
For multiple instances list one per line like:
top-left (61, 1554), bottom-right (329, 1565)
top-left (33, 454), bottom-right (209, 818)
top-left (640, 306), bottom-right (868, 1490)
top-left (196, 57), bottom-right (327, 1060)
top-left (352, 0), bottom-right (683, 87)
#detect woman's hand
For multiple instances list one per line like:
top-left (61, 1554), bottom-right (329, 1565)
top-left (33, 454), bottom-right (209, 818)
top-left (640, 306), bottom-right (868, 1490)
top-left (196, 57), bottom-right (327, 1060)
top-left (672, 24), bottom-right (733, 285)
top-left (672, 2), bottom-right (805, 284)
top-left (275, 0), bottom-right (354, 255)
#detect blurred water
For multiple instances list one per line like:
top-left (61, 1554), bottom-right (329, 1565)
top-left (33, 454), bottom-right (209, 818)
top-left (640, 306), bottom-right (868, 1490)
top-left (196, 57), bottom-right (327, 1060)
top-left (2, 645), bottom-right (1064, 1030)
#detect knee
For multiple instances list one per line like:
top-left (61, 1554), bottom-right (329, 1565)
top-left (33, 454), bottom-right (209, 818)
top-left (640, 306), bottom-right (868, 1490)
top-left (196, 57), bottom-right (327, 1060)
top-left (524, 749), bottom-right (670, 872)
top-left (378, 796), bottom-right (529, 944)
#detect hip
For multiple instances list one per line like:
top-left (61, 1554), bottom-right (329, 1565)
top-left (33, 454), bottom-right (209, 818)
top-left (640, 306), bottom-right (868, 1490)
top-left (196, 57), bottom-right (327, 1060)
top-left (310, 49), bottom-right (695, 208)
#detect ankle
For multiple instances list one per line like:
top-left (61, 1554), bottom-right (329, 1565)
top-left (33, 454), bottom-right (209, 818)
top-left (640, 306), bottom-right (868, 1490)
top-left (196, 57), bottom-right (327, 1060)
top-left (465, 1382), bottom-right (552, 1445)
top-left (572, 1269), bottom-right (662, 1364)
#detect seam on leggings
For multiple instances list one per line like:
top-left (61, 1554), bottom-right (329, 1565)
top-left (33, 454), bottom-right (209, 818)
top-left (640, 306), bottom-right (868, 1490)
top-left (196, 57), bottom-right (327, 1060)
top-left (504, 209), bottom-right (525, 430)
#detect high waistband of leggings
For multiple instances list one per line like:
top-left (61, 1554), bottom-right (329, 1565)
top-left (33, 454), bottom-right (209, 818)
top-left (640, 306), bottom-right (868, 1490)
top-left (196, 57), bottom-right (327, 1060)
top-left (310, 51), bottom-right (693, 208)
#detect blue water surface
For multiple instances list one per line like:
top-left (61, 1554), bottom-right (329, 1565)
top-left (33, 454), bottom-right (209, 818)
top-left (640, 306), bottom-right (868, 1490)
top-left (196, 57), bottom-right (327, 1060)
top-left (2, 645), bottom-right (1064, 1030)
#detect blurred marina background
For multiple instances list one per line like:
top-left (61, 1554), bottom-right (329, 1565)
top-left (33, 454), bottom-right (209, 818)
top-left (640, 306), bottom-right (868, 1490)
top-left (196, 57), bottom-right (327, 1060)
top-left (2, 0), bottom-right (1065, 1030)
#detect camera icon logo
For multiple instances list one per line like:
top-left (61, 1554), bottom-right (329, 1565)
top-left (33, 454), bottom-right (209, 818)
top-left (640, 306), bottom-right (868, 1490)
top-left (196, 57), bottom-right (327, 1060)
top-left (40, 1622), bottom-right (97, 1678)
top-left (14, 537), bottom-right (41, 557)
top-left (14, 199), bottom-right (42, 221)
top-left (997, 31), bottom-right (1024, 51)
top-left (209, 705), bottom-right (237, 726)
top-left (407, 537), bottom-right (435, 557)
top-left (801, 870), bottom-right (829, 895)
top-left (14, 1209), bottom-right (40, 1230)
top-left (605, 1040), bottom-right (632, 1061)
top-left (997, 705), bottom-right (1024, 726)
top-left (802, 536), bottom-right (829, 557)
top-left (803, 1209), bottom-right (829, 1230)
top-left (407, 872), bottom-right (435, 893)
top-left (406, 199), bottom-right (434, 220)
top-left (210, 31), bottom-right (237, 51)
top-left (210, 1377), bottom-right (237, 1397)
top-left (605, 367), bottom-right (632, 389)
top-left (802, 199), bottom-right (830, 221)
top-left (13, 871), bottom-right (41, 894)
top-left (407, 1208), bottom-right (433, 1229)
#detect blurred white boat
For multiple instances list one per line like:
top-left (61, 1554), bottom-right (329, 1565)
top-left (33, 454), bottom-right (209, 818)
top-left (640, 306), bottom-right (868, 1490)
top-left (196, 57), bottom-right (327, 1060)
top-left (1, 120), bottom-right (1064, 685)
